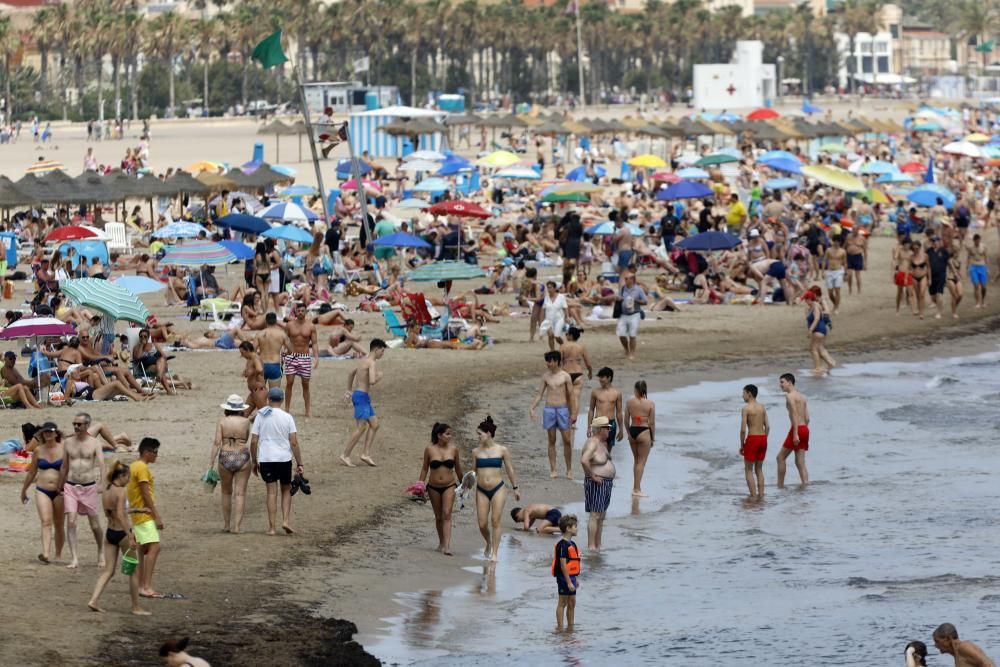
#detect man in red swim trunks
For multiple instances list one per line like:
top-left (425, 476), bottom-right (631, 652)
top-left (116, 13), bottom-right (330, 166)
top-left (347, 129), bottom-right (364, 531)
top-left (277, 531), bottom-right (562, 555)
top-left (777, 373), bottom-right (810, 488)
top-left (739, 384), bottom-right (770, 500)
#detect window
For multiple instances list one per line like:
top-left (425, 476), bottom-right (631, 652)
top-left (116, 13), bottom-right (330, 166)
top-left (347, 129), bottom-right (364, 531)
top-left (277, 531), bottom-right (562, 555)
top-left (890, 24), bottom-right (899, 38)
top-left (860, 41), bottom-right (872, 54)
top-left (877, 56), bottom-right (890, 73)
top-left (861, 55), bottom-right (873, 73)
top-left (874, 41), bottom-right (888, 55)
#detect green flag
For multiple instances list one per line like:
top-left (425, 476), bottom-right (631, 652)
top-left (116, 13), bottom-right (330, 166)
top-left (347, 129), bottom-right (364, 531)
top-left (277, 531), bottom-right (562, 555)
top-left (252, 30), bottom-right (288, 69)
top-left (975, 40), bottom-right (995, 53)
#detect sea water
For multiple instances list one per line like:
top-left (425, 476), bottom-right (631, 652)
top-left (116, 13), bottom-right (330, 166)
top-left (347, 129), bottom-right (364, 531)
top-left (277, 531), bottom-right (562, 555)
top-left (365, 350), bottom-right (1000, 665)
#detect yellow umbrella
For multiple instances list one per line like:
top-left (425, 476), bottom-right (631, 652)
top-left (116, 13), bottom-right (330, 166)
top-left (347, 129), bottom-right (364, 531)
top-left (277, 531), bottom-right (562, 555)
top-left (628, 154), bottom-right (667, 169)
top-left (547, 182), bottom-right (604, 194)
top-left (476, 150), bottom-right (521, 168)
top-left (863, 187), bottom-right (891, 205)
top-left (801, 165), bottom-right (865, 192)
top-left (964, 132), bottom-right (991, 143)
top-left (184, 160), bottom-right (224, 174)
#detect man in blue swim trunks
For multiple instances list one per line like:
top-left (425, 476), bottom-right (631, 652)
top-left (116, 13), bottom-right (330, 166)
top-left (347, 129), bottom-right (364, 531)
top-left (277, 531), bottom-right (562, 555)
top-left (341, 338), bottom-right (387, 468)
top-left (530, 350), bottom-right (576, 479)
top-left (256, 313), bottom-right (291, 389)
top-left (510, 504), bottom-right (563, 534)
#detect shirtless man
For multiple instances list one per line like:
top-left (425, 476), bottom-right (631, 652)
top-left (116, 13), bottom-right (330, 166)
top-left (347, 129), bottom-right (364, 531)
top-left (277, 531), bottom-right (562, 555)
top-left (283, 303), bottom-right (319, 417)
top-left (966, 234), bottom-right (989, 309)
top-left (529, 350), bottom-right (577, 479)
top-left (587, 366), bottom-right (625, 450)
top-left (59, 413), bottom-right (107, 569)
top-left (510, 504), bottom-right (563, 535)
top-left (739, 384), bottom-right (769, 500)
top-left (256, 312), bottom-right (291, 390)
top-left (932, 623), bottom-right (996, 667)
top-left (613, 215), bottom-right (635, 274)
top-left (824, 237), bottom-right (847, 313)
top-left (776, 372), bottom-right (810, 488)
top-left (893, 233), bottom-right (916, 314)
top-left (341, 338), bottom-right (387, 467)
top-left (1, 351), bottom-right (44, 408)
top-left (844, 226), bottom-right (867, 295)
top-left (325, 320), bottom-right (366, 358)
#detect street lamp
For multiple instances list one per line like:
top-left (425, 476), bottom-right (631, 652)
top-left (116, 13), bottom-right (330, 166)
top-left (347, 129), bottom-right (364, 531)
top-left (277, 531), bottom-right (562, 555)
top-left (777, 55), bottom-right (785, 105)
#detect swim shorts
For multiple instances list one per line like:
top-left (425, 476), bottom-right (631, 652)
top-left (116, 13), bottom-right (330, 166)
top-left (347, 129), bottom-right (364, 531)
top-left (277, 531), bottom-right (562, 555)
top-left (263, 362), bottom-right (282, 381)
top-left (259, 460), bottom-right (292, 485)
top-left (847, 254), bottom-right (864, 271)
top-left (352, 390), bottom-right (376, 420)
top-left (766, 261), bottom-right (787, 280)
top-left (969, 265), bottom-right (988, 286)
top-left (929, 275), bottom-right (946, 296)
top-left (214, 333), bottom-right (236, 350)
top-left (825, 268), bottom-right (844, 289)
top-left (132, 520), bottom-right (160, 545)
top-left (742, 434), bottom-right (767, 462)
top-left (617, 250), bottom-right (635, 269)
top-left (607, 419), bottom-right (618, 448)
top-left (556, 575), bottom-right (578, 596)
top-left (544, 508), bottom-right (563, 526)
top-left (63, 481), bottom-right (99, 516)
top-left (894, 271), bottom-right (913, 287)
top-left (782, 424), bottom-right (810, 451)
top-left (584, 476), bottom-right (613, 513)
top-left (284, 353), bottom-right (312, 379)
top-left (543, 405), bottom-right (570, 431)
top-left (615, 312), bottom-right (641, 338)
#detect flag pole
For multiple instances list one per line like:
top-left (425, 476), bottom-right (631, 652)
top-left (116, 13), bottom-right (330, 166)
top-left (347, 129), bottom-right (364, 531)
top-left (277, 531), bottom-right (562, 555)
top-left (293, 67), bottom-right (333, 229)
top-left (342, 122), bottom-right (373, 246)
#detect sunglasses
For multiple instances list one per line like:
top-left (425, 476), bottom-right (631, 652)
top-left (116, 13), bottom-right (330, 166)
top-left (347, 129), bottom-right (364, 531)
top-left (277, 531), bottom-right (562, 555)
top-left (72, 421), bottom-right (87, 427)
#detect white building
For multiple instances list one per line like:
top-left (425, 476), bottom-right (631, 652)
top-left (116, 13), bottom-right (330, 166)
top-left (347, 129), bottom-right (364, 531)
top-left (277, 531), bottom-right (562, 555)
top-left (834, 32), bottom-right (896, 88)
top-left (693, 41), bottom-right (777, 110)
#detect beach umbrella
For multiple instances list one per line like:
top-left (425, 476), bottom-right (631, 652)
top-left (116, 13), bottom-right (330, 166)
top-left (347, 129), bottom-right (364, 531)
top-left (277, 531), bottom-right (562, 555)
top-left (399, 159), bottom-right (443, 173)
top-left (912, 122), bottom-right (943, 132)
top-left (218, 240), bottom-right (256, 261)
top-left (676, 167), bottom-right (710, 180)
top-left (27, 160), bottom-right (65, 174)
top-left (370, 232), bottom-right (432, 249)
top-left (209, 191), bottom-right (263, 213)
top-left (427, 200), bottom-right (492, 219)
top-left (184, 160), bottom-right (224, 174)
top-left (565, 165), bottom-right (606, 181)
top-left (899, 161), bottom-right (927, 173)
top-left (160, 240), bottom-right (238, 266)
top-left (764, 178), bottom-right (800, 190)
top-left (262, 224), bottom-right (314, 244)
top-left (406, 150), bottom-right (447, 162)
top-left (964, 132), bottom-right (990, 143)
top-left (695, 154), bottom-right (739, 167)
top-left (746, 108), bottom-right (780, 121)
top-left (340, 178), bottom-right (381, 192)
top-left (258, 201), bottom-right (318, 224)
top-left (0, 316), bottom-right (75, 340)
top-left (941, 141), bottom-right (983, 158)
top-left (435, 156), bottom-right (473, 176)
top-left (652, 172), bottom-right (681, 183)
top-left (801, 101), bottom-right (823, 114)
top-left (759, 150), bottom-right (800, 164)
top-left (216, 213), bottom-right (270, 234)
top-left (856, 160), bottom-right (898, 175)
top-left (278, 184), bottom-right (318, 197)
top-left (413, 177), bottom-right (450, 193)
top-left (407, 261), bottom-right (486, 282)
top-left (152, 221), bottom-right (209, 239)
top-left (675, 231), bottom-right (742, 251)
top-left (627, 154), bottom-right (667, 169)
top-left (585, 222), bottom-right (644, 236)
top-left (541, 191), bottom-right (590, 203)
top-left (818, 143), bottom-right (848, 153)
top-left (907, 185), bottom-right (955, 209)
top-left (112, 276), bottom-right (167, 295)
top-left (656, 181), bottom-right (714, 200)
top-left (335, 158), bottom-right (372, 176)
top-left (397, 198), bottom-right (430, 209)
top-left (801, 165), bottom-right (864, 192)
top-left (862, 188), bottom-right (892, 205)
top-left (61, 278), bottom-right (152, 325)
top-left (495, 166), bottom-right (542, 180)
top-left (476, 150), bottom-right (521, 168)
top-left (544, 182), bottom-right (604, 195)
top-left (269, 165), bottom-right (297, 178)
top-left (763, 157), bottom-right (803, 175)
top-left (875, 171), bottom-right (914, 184)
top-left (44, 225), bottom-right (98, 243)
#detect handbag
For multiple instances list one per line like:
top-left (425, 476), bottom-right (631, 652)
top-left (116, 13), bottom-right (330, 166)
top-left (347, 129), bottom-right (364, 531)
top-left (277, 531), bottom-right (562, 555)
top-left (612, 287), bottom-right (623, 319)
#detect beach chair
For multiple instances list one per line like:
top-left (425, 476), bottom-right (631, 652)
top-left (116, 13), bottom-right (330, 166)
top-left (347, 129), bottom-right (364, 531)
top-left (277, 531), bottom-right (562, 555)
top-left (199, 298), bottom-right (240, 331)
top-left (132, 354), bottom-right (176, 394)
top-left (380, 306), bottom-right (407, 339)
top-left (28, 351), bottom-right (62, 401)
top-left (105, 222), bottom-right (131, 254)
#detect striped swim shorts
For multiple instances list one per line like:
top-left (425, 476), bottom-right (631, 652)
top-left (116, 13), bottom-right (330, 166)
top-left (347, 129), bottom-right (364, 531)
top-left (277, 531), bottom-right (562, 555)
top-left (284, 353), bottom-right (313, 379)
top-left (583, 476), bottom-right (613, 513)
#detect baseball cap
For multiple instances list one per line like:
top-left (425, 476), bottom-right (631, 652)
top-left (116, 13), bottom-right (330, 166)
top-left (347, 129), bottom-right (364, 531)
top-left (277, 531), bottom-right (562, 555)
top-left (3, 351), bottom-right (15, 360)
top-left (628, 209), bottom-right (639, 217)
top-left (267, 387), bottom-right (285, 402)
top-left (39, 421), bottom-right (59, 433)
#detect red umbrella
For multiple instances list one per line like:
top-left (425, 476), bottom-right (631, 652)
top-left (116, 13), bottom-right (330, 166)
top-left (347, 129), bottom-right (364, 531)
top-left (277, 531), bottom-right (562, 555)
top-left (427, 200), bottom-right (493, 219)
top-left (900, 162), bottom-right (927, 173)
top-left (746, 108), bottom-right (780, 121)
top-left (652, 172), bottom-right (681, 183)
top-left (44, 225), bottom-right (98, 243)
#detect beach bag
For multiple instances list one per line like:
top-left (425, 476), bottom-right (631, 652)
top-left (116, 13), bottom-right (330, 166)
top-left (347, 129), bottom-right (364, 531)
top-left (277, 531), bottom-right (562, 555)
top-left (822, 313), bottom-right (833, 330)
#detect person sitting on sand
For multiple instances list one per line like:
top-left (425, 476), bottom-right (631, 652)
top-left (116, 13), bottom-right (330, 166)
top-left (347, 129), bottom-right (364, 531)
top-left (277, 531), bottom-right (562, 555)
top-left (323, 320), bottom-right (367, 357)
top-left (313, 308), bottom-right (348, 327)
top-left (159, 638), bottom-right (211, 667)
top-left (132, 328), bottom-right (177, 395)
top-left (62, 364), bottom-right (156, 402)
top-left (510, 504), bottom-right (563, 534)
top-left (240, 293), bottom-right (266, 330)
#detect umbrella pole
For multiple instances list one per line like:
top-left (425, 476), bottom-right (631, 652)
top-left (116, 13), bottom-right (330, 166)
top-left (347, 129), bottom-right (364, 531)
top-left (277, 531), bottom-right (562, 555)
top-left (293, 67), bottom-right (334, 228)
top-left (275, 136), bottom-right (280, 164)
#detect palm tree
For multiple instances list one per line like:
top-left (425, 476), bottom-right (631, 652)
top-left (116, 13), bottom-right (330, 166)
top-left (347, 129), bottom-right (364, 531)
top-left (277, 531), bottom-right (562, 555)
top-left (957, 0), bottom-right (1000, 68)
top-left (147, 10), bottom-right (185, 114)
top-left (49, 2), bottom-right (73, 119)
top-left (0, 16), bottom-right (18, 118)
top-left (31, 8), bottom-right (52, 102)
top-left (191, 17), bottom-right (217, 115)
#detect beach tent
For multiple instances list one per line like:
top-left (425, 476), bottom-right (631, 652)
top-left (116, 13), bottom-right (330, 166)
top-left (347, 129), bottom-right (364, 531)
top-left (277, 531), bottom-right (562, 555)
top-left (349, 106), bottom-right (447, 158)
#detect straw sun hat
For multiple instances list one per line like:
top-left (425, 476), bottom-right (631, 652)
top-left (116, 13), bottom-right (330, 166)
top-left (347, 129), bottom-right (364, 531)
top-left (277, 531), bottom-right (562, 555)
top-left (220, 394), bottom-right (250, 411)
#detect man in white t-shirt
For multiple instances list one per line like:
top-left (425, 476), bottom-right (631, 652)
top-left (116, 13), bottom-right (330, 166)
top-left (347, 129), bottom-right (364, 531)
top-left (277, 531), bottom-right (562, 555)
top-left (250, 387), bottom-right (304, 535)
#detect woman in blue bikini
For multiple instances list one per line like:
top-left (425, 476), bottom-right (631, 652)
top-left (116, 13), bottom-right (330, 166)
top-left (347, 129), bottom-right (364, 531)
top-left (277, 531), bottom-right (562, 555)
top-left (19, 422), bottom-right (66, 563)
top-left (419, 422), bottom-right (464, 556)
top-left (472, 416), bottom-right (521, 562)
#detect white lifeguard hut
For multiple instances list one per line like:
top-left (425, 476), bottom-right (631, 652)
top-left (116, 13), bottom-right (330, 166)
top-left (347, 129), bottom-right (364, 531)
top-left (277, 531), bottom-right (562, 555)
top-left (693, 41), bottom-right (777, 111)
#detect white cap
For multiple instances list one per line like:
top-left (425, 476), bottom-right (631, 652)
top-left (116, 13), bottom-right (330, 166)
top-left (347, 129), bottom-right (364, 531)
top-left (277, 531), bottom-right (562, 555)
top-left (749, 229), bottom-right (760, 237)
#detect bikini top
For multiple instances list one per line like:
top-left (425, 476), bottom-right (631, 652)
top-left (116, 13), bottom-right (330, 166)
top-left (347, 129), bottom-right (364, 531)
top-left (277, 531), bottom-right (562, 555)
top-left (429, 459), bottom-right (456, 470)
top-left (476, 457), bottom-right (503, 468)
top-left (38, 458), bottom-right (62, 471)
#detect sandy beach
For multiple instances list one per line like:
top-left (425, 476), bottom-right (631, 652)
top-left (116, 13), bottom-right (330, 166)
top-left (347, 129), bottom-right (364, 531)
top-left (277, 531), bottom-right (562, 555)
top-left (1, 110), bottom-right (998, 665)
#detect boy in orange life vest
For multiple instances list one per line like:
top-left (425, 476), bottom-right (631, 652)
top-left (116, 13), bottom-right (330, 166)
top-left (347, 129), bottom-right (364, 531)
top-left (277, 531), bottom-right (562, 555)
top-left (553, 514), bottom-right (580, 632)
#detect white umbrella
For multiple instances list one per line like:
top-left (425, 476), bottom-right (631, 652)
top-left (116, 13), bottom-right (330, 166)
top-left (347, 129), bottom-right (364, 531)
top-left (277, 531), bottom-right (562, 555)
top-left (405, 150), bottom-right (446, 162)
top-left (941, 141), bottom-right (983, 158)
top-left (399, 160), bottom-right (443, 173)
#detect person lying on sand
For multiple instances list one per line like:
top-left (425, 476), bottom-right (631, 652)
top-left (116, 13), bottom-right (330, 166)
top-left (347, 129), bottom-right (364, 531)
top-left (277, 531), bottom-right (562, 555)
top-left (510, 504), bottom-right (563, 534)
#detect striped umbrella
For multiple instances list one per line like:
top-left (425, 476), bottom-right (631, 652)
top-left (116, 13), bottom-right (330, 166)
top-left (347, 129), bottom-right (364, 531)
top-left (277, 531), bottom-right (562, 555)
top-left (0, 316), bottom-right (75, 340)
top-left (61, 278), bottom-right (151, 325)
top-left (160, 240), bottom-right (237, 266)
top-left (26, 160), bottom-right (65, 174)
top-left (407, 261), bottom-right (486, 282)
top-left (258, 201), bottom-right (318, 224)
top-left (152, 221), bottom-right (209, 239)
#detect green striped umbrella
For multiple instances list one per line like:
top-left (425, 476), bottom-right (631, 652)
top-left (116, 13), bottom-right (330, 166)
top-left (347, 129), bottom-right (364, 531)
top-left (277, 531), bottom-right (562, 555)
top-left (61, 278), bottom-right (152, 325)
top-left (694, 153), bottom-right (739, 167)
top-left (407, 261), bottom-right (486, 282)
top-left (541, 191), bottom-right (590, 203)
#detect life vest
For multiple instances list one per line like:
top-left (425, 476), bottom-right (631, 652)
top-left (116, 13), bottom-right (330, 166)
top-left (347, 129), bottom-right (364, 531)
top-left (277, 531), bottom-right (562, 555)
top-left (552, 541), bottom-right (581, 577)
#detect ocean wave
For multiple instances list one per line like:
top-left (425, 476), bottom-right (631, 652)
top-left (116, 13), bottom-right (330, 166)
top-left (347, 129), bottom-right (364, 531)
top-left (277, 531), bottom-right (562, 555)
top-left (926, 375), bottom-right (960, 388)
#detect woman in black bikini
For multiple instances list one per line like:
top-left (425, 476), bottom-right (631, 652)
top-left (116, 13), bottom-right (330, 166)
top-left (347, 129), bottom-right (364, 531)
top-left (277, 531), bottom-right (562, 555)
top-left (210, 395), bottom-right (253, 533)
top-left (19, 422), bottom-right (65, 563)
top-left (253, 243), bottom-right (270, 304)
top-left (910, 240), bottom-right (929, 320)
top-left (624, 380), bottom-right (656, 497)
top-left (472, 416), bottom-right (521, 562)
top-left (87, 461), bottom-right (150, 615)
top-left (560, 327), bottom-right (593, 439)
top-left (419, 422), bottom-right (463, 556)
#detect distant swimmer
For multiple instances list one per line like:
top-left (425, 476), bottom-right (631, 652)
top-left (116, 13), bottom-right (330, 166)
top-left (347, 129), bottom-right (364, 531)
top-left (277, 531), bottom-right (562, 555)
top-left (739, 384), bottom-right (769, 500)
top-left (777, 373), bottom-right (809, 488)
top-left (932, 623), bottom-right (996, 667)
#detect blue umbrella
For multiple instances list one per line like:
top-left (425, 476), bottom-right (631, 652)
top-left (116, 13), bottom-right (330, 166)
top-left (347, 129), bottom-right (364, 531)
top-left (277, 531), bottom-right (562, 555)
top-left (759, 150), bottom-right (800, 164)
top-left (857, 160), bottom-right (898, 175)
top-left (913, 122), bottom-right (943, 132)
top-left (258, 201), bottom-right (319, 223)
top-left (907, 185), bottom-right (955, 209)
top-left (278, 184), bottom-right (318, 197)
top-left (336, 158), bottom-right (372, 177)
top-left (152, 221), bottom-right (208, 239)
top-left (675, 231), bottom-right (742, 251)
top-left (111, 275), bottom-right (166, 295)
top-left (435, 156), bottom-right (473, 176)
top-left (216, 213), bottom-right (270, 234)
top-left (397, 198), bottom-right (430, 209)
top-left (585, 222), bottom-right (644, 236)
top-left (801, 101), bottom-right (823, 114)
top-left (413, 177), bottom-right (450, 192)
top-left (219, 240), bottom-right (255, 260)
top-left (656, 181), bottom-right (714, 201)
top-left (370, 232), bottom-right (432, 249)
top-left (764, 178), bottom-right (799, 190)
top-left (262, 224), bottom-right (314, 243)
top-left (676, 167), bottom-right (710, 180)
top-left (875, 171), bottom-right (914, 184)
top-left (566, 165), bottom-right (606, 181)
top-left (763, 157), bottom-right (803, 175)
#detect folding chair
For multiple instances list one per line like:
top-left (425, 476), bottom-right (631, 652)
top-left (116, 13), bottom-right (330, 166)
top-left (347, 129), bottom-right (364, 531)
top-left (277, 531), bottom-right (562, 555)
top-left (132, 355), bottom-right (177, 394)
top-left (28, 351), bottom-right (63, 402)
top-left (199, 298), bottom-right (240, 331)
top-left (380, 306), bottom-right (407, 339)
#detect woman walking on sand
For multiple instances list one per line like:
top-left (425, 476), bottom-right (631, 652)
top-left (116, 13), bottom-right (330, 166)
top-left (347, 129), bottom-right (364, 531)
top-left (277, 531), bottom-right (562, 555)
top-left (19, 422), bottom-right (65, 563)
top-left (419, 422), bottom-right (463, 556)
top-left (472, 416), bottom-right (520, 562)
top-left (803, 286), bottom-right (836, 375)
top-left (911, 240), bottom-right (929, 320)
top-left (210, 395), bottom-right (253, 533)
top-left (560, 326), bottom-right (593, 437)
top-left (87, 461), bottom-right (150, 615)
top-left (625, 380), bottom-right (656, 497)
